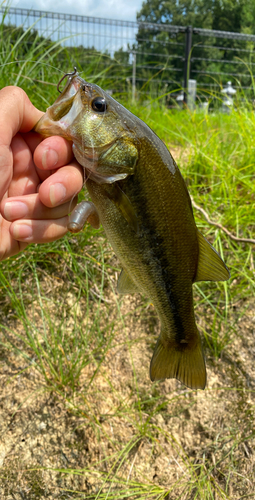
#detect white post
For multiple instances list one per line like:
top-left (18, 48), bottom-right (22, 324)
top-left (188, 79), bottom-right (197, 110)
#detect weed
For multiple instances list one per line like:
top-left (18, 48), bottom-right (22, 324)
top-left (0, 8), bottom-right (254, 499)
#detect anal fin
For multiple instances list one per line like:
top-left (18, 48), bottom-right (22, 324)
top-left (117, 269), bottom-right (139, 294)
top-left (194, 230), bottom-right (230, 282)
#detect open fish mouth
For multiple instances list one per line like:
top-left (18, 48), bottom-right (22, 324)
top-left (34, 73), bottom-right (84, 138)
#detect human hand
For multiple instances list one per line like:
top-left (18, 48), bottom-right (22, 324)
top-left (0, 86), bottom-right (84, 261)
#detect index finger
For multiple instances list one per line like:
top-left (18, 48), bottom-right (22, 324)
top-left (0, 86), bottom-right (43, 199)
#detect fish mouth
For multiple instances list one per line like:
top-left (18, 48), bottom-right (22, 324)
top-left (34, 79), bottom-right (83, 139)
top-left (34, 70), bottom-right (93, 137)
top-left (34, 73), bottom-right (103, 143)
top-left (35, 71), bottom-right (128, 184)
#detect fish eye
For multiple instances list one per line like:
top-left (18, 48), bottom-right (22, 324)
top-left (91, 97), bottom-right (107, 113)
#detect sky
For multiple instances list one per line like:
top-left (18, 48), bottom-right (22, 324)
top-left (12, 0), bottom-right (144, 22)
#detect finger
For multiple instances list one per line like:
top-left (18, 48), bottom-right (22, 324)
top-left (10, 217), bottom-right (70, 243)
top-left (1, 193), bottom-right (77, 221)
top-left (39, 164), bottom-right (84, 208)
top-left (21, 131), bottom-right (42, 154)
top-left (0, 86), bottom-right (43, 198)
top-left (8, 134), bottom-right (40, 197)
top-left (33, 136), bottom-right (74, 172)
top-left (0, 216), bottom-right (28, 261)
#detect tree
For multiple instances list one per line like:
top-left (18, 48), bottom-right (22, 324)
top-left (137, 0), bottom-right (212, 28)
top-left (134, 0), bottom-right (255, 94)
top-left (136, 0), bottom-right (254, 32)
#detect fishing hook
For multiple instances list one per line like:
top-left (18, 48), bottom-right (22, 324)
top-left (57, 67), bottom-right (78, 93)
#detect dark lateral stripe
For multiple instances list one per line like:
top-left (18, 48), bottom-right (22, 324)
top-left (121, 160), bottom-right (186, 342)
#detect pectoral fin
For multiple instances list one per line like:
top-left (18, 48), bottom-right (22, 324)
top-left (105, 183), bottom-right (139, 233)
top-left (193, 231), bottom-right (230, 282)
top-left (117, 269), bottom-right (139, 294)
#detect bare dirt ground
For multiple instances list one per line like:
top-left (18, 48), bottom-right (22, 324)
top-left (0, 280), bottom-right (254, 499)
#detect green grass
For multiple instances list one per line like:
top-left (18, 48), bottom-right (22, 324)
top-left (0, 11), bottom-right (254, 500)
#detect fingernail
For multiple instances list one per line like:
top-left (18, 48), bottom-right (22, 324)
top-left (41, 148), bottom-right (59, 169)
top-left (49, 183), bottom-right (66, 206)
top-left (4, 201), bottom-right (28, 220)
top-left (12, 223), bottom-right (33, 240)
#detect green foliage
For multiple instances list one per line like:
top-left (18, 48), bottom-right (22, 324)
top-left (0, 21), bottom-right (132, 102)
top-left (137, 0), bottom-right (213, 27)
top-left (136, 0), bottom-right (255, 33)
top-left (0, 18), bottom-right (66, 106)
top-left (135, 0), bottom-right (255, 93)
top-left (0, 235), bottom-right (115, 393)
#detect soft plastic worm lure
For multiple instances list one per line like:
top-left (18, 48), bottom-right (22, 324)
top-left (68, 201), bottom-right (100, 233)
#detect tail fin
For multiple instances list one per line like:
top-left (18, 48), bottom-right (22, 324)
top-left (150, 335), bottom-right (206, 390)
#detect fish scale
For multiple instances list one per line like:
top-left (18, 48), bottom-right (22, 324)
top-left (86, 135), bottom-right (204, 386)
top-left (35, 69), bottom-right (230, 390)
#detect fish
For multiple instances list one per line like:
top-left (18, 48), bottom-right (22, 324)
top-left (35, 68), bottom-right (230, 390)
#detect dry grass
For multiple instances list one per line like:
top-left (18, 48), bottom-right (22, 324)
top-left (0, 249), bottom-right (254, 499)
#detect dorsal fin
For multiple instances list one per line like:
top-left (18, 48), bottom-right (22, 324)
top-left (117, 269), bottom-right (139, 294)
top-left (193, 231), bottom-right (230, 283)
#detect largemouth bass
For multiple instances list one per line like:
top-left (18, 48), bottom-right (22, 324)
top-left (35, 69), bottom-right (230, 390)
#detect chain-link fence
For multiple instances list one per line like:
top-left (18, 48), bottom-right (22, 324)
top-left (1, 7), bottom-right (255, 102)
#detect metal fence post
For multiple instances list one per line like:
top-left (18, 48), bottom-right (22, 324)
top-left (184, 26), bottom-right (193, 104)
top-left (132, 52), bottom-right (136, 102)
